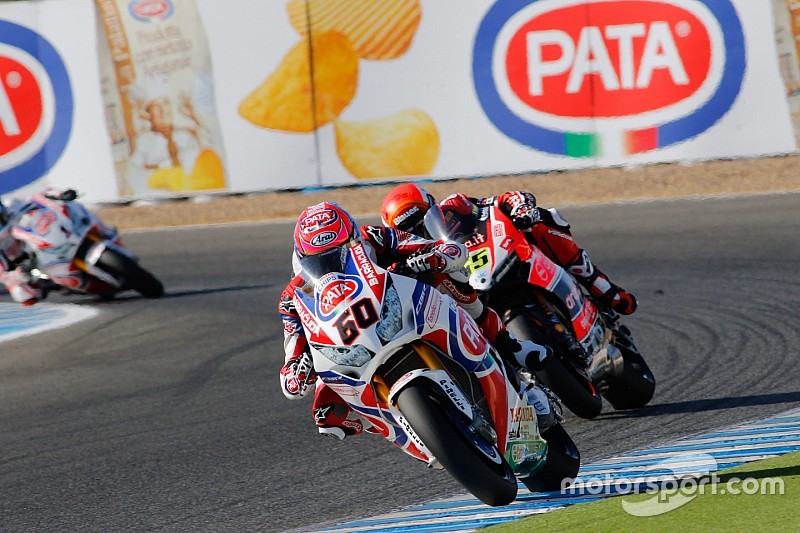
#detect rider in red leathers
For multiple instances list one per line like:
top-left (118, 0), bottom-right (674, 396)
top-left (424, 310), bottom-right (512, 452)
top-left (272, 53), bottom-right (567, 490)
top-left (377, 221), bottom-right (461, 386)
top-left (279, 202), bottom-right (550, 440)
top-left (380, 183), bottom-right (638, 316)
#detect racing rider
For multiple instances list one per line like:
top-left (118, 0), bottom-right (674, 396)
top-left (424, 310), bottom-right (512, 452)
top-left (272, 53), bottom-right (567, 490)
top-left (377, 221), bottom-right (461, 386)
top-left (380, 183), bottom-right (638, 316)
top-left (0, 199), bottom-right (42, 306)
top-left (0, 188), bottom-right (102, 306)
top-left (278, 202), bottom-right (550, 440)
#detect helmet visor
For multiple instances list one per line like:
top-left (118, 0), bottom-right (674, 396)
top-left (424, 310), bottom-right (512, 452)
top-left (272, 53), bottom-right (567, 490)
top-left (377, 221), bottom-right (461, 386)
top-left (394, 207), bottom-right (426, 235)
top-left (298, 243), bottom-right (351, 281)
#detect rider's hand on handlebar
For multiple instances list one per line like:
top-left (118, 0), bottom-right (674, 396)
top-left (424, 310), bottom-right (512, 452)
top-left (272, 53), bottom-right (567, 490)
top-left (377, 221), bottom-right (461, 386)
top-left (280, 352), bottom-right (317, 399)
top-left (510, 204), bottom-right (539, 229)
top-left (405, 250), bottom-right (446, 274)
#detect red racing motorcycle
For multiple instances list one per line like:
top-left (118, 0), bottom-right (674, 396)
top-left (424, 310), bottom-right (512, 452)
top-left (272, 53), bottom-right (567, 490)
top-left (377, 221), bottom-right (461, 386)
top-left (423, 204), bottom-right (655, 419)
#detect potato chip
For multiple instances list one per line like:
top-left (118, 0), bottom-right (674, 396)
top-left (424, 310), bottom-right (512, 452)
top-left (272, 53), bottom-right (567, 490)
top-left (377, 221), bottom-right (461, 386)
top-left (287, 0), bottom-right (421, 60)
top-left (147, 149), bottom-right (226, 192)
top-left (334, 108), bottom-right (439, 179)
top-left (239, 31), bottom-right (359, 133)
top-left (148, 166), bottom-right (189, 192)
top-left (188, 148), bottom-right (226, 190)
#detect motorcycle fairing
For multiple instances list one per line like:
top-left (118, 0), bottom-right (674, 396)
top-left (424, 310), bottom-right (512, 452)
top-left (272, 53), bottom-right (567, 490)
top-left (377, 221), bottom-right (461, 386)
top-left (12, 197), bottom-right (132, 293)
top-left (460, 207), bottom-right (603, 346)
top-left (298, 241), bottom-right (536, 469)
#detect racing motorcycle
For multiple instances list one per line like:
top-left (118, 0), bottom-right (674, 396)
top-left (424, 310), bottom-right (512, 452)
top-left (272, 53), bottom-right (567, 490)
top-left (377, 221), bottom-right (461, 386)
top-left (423, 205), bottom-right (655, 419)
top-left (293, 240), bottom-right (580, 505)
top-left (10, 189), bottom-right (164, 300)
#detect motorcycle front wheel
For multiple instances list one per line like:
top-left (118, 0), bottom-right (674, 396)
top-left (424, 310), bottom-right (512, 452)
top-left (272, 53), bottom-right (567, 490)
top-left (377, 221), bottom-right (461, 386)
top-left (96, 249), bottom-right (164, 298)
top-left (520, 423), bottom-right (581, 493)
top-left (395, 381), bottom-right (518, 507)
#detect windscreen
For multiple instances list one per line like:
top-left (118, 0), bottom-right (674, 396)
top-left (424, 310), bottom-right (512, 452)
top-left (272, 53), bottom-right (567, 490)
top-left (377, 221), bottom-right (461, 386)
top-left (423, 205), bottom-right (478, 244)
top-left (298, 244), bottom-right (350, 282)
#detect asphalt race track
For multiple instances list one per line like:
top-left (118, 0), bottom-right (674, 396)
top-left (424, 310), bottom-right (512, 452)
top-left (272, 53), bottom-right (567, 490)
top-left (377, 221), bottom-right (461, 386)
top-left (1, 193), bottom-right (799, 532)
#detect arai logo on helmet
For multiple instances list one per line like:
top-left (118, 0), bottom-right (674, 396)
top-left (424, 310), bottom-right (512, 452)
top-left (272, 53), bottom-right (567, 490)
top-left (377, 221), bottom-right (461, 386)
top-left (472, 0), bottom-right (745, 157)
top-left (0, 21), bottom-right (73, 193)
top-left (129, 0), bottom-right (174, 22)
top-left (316, 274), bottom-right (363, 317)
top-left (310, 231), bottom-right (338, 247)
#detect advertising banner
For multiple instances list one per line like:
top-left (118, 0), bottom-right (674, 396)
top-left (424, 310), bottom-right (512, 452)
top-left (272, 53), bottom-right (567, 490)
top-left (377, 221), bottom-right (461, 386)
top-left (197, 0), bottom-right (795, 193)
top-left (0, 0), bottom-right (114, 202)
top-left (96, 0), bottom-right (228, 199)
top-left (773, 0), bottom-right (800, 146)
top-left (1, 0), bottom-right (797, 204)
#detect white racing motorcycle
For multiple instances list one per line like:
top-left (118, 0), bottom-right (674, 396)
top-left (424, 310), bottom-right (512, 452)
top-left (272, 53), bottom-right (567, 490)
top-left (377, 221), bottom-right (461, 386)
top-left (294, 240), bottom-right (580, 506)
top-left (11, 189), bottom-right (164, 300)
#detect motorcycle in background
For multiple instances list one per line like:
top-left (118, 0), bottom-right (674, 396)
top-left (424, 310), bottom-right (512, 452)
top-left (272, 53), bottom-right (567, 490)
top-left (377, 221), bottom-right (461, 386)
top-left (11, 189), bottom-right (164, 300)
top-left (423, 204), bottom-right (655, 419)
top-left (294, 239), bottom-right (580, 505)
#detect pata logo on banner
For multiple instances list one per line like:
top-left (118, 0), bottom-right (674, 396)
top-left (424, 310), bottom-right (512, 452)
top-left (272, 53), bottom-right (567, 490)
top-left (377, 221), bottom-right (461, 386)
top-left (472, 0), bottom-right (746, 158)
top-left (0, 20), bottom-right (72, 193)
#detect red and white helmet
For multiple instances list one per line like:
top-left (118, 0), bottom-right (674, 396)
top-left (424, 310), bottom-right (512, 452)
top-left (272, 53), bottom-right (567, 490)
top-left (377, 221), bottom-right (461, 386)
top-left (380, 183), bottom-right (436, 235)
top-left (293, 202), bottom-right (359, 258)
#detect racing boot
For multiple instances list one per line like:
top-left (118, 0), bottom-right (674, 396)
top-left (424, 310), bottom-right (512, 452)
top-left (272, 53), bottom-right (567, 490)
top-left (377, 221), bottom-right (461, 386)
top-left (477, 306), bottom-right (551, 372)
top-left (567, 250), bottom-right (638, 315)
top-left (521, 383), bottom-right (559, 432)
top-left (313, 384), bottom-right (364, 441)
top-left (494, 328), bottom-right (552, 372)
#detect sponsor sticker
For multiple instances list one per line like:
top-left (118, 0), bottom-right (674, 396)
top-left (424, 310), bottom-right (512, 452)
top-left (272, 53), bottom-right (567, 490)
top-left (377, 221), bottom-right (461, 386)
top-left (129, 0), bottom-right (174, 23)
top-left (0, 21), bottom-right (72, 192)
top-left (316, 274), bottom-right (363, 318)
top-left (473, 0), bottom-right (745, 157)
top-left (456, 306), bottom-right (488, 357)
top-left (310, 231), bottom-right (338, 247)
top-left (300, 208), bottom-right (337, 231)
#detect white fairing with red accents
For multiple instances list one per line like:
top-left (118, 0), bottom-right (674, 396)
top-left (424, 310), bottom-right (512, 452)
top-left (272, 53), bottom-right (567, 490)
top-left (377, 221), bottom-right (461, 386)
top-left (292, 242), bottom-right (546, 470)
top-left (11, 195), bottom-right (131, 288)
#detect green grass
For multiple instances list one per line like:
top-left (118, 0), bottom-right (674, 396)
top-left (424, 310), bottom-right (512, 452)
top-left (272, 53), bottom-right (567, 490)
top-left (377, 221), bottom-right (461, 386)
top-left (485, 451), bottom-right (800, 532)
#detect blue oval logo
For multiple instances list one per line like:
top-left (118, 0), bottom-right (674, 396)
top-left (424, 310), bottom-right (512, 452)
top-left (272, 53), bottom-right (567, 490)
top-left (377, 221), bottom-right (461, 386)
top-left (472, 0), bottom-right (746, 158)
top-left (0, 21), bottom-right (73, 193)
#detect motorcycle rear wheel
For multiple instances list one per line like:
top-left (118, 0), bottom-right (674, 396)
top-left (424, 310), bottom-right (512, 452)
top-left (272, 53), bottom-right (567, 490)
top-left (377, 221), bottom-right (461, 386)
top-left (395, 382), bottom-right (518, 506)
top-left (600, 343), bottom-right (656, 410)
top-left (96, 249), bottom-right (164, 298)
top-left (520, 423), bottom-right (581, 493)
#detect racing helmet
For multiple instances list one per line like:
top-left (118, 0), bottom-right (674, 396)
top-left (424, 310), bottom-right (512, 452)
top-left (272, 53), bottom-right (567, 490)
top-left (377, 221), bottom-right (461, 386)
top-left (380, 183), bottom-right (436, 236)
top-left (293, 202), bottom-right (360, 278)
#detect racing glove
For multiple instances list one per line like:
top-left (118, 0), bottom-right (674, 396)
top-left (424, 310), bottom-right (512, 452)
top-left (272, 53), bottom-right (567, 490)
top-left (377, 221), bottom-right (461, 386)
top-left (405, 243), bottom-right (467, 274)
top-left (509, 204), bottom-right (540, 229)
top-left (279, 352), bottom-right (317, 400)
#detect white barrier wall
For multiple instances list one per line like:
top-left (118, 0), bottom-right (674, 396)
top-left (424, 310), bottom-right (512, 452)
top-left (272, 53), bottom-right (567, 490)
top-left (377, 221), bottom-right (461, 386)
top-left (0, 0), bottom-right (116, 202)
top-left (0, 0), bottom-right (796, 204)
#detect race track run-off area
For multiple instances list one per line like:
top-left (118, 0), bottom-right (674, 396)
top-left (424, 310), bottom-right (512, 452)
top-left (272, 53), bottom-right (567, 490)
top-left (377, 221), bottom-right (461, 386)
top-left (0, 193), bottom-right (798, 532)
top-left (307, 409), bottom-right (800, 532)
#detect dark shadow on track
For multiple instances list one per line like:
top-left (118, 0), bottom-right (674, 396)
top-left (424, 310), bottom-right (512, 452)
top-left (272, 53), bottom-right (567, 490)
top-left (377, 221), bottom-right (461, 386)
top-left (37, 284), bottom-right (278, 305)
top-left (596, 392), bottom-right (800, 420)
top-left (717, 465), bottom-right (800, 482)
